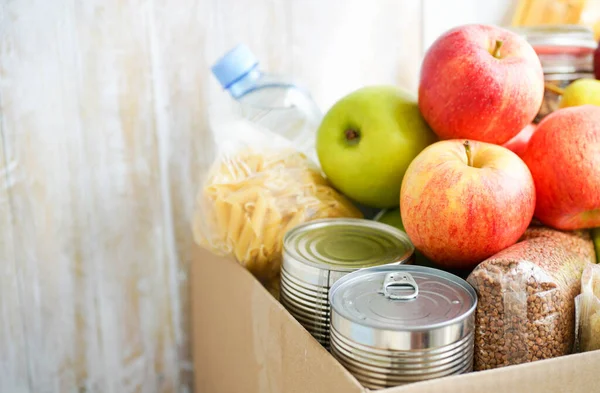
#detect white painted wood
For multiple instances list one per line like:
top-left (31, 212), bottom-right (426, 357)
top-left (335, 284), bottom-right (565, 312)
top-left (0, 0), bottom-right (197, 391)
top-left (290, 0), bottom-right (423, 109)
top-left (422, 0), bottom-right (521, 52)
top-left (205, 0), bottom-right (423, 112)
top-left (0, 124), bottom-right (30, 393)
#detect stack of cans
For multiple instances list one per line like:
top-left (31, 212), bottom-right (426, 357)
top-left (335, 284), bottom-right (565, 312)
top-left (280, 218), bottom-right (414, 350)
top-left (329, 265), bottom-right (477, 389)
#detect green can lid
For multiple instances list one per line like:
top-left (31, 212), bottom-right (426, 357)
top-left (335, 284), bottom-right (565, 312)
top-left (283, 218), bottom-right (414, 272)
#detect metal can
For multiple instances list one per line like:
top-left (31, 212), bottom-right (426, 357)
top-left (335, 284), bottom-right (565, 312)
top-left (280, 218), bottom-right (414, 349)
top-left (512, 25), bottom-right (596, 122)
top-left (329, 265), bottom-right (477, 389)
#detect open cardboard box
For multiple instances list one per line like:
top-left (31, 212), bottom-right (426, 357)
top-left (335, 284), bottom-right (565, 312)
top-left (191, 245), bottom-right (599, 393)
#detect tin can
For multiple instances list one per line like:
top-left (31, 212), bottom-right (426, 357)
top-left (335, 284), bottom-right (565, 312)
top-left (512, 25), bottom-right (596, 122)
top-left (280, 218), bottom-right (414, 349)
top-left (329, 265), bottom-right (477, 389)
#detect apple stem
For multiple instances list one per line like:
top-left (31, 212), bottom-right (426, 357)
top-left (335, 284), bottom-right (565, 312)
top-left (344, 128), bottom-right (360, 145)
top-left (492, 40), bottom-right (503, 58)
top-left (463, 140), bottom-right (473, 167)
top-left (544, 82), bottom-right (565, 96)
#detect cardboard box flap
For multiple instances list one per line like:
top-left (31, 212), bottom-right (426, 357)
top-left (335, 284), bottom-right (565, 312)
top-left (191, 245), bottom-right (364, 393)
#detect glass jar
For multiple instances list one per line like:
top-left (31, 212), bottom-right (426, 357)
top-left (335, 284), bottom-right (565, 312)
top-left (511, 25), bottom-right (596, 122)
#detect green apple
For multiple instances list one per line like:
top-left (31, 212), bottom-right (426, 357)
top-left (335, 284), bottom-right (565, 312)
top-left (375, 208), bottom-right (437, 269)
top-left (558, 79), bottom-right (600, 108)
top-left (376, 208), bottom-right (405, 231)
top-left (316, 86), bottom-right (437, 208)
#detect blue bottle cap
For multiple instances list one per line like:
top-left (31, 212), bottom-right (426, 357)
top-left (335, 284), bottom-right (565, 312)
top-left (211, 44), bottom-right (259, 89)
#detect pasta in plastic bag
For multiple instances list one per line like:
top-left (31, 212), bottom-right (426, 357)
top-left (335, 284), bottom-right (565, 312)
top-left (192, 119), bottom-right (362, 296)
top-left (575, 264), bottom-right (600, 352)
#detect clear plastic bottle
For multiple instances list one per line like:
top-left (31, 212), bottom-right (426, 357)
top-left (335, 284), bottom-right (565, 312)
top-left (211, 44), bottom-right (322, 162)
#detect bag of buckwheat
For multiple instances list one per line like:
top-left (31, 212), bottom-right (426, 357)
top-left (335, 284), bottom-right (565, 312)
top-left (467, 225), bottom-right (595, 371)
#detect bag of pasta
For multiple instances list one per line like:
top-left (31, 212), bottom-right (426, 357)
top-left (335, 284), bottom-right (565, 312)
top-left (192, 119), bottom-right (362, 296)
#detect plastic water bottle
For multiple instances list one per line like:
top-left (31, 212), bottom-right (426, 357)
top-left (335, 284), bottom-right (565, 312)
top-left (211, 44), bottom-right (322, 162)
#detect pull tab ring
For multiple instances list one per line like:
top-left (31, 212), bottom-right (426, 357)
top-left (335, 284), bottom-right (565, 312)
top-left (382, 272), bottom-right (419, 300)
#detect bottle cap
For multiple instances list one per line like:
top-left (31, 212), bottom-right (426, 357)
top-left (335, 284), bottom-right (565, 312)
top-left (211, 44), bottom-right (259, 89)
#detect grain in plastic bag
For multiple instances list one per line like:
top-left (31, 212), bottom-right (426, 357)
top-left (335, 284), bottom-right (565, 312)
top-left (467, 226), bottom-right (594, 370)
top-left (575, 264), bottom-right (600, 352)
top-left (192, 118), bottom-right (362, 296)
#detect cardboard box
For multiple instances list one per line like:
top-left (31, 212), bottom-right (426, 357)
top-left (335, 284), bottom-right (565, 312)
top-left (191, 246), bottom-right (599, 393)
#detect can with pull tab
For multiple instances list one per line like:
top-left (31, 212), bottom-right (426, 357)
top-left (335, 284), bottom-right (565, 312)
top-left (329, 265), bottom-right (477, 389)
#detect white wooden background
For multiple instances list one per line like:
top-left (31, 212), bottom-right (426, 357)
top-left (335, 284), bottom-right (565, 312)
top-left (0, 1), bottom-right (517, 392)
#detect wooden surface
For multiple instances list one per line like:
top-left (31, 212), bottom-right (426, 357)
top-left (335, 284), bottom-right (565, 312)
top-left (0, 1), bottom-right (516, 392)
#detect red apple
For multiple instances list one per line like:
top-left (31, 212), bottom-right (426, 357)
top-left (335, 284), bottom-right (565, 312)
top-left (400, 139), bottom-right (535, 269)
top-left (502, 123), bottom-right (537, 159)
top-left (522, 105), bottom-right (600, 230)
top-left (419, 24), bottom-right (544, 145)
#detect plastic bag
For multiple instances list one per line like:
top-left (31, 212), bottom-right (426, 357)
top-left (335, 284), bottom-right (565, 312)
top-left (467, 226), bottom-right (594, 371)
top-left (575, 264), bottom-right (600, 352)
top-left (192, 119), bottom-right (362, 295)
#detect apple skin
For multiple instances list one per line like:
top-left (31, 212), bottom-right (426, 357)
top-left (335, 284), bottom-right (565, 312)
top-left (400, 139), bottom-right (536, 269)
top-left (316, 86), bottom-right (437, 208)
top-left (522, 105), bottom-right (600, 230)
top-left (418, 24), bottom-right (544, 145)
top-left (502, 123), bottom-right (537, 159)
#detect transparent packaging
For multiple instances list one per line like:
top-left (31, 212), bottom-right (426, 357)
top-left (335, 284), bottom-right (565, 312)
top-left (467, 226), bottom-right (594, 370)
top-left (575, 264), bottom-right (600, 352)
top-left (211, 45), bottom-right (323, 163)
top-left (234, 72), bottom-right (322, 162)
top-left (192, 119), bottom-right (361, 296)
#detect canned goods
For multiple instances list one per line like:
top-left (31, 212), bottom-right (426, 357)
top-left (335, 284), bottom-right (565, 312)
top-left (329, 265), bottom-right (477, 389)
top-left (511, 25), bottom-right (596, 122)
top-left (280, 218), bottom-right (414, 349)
